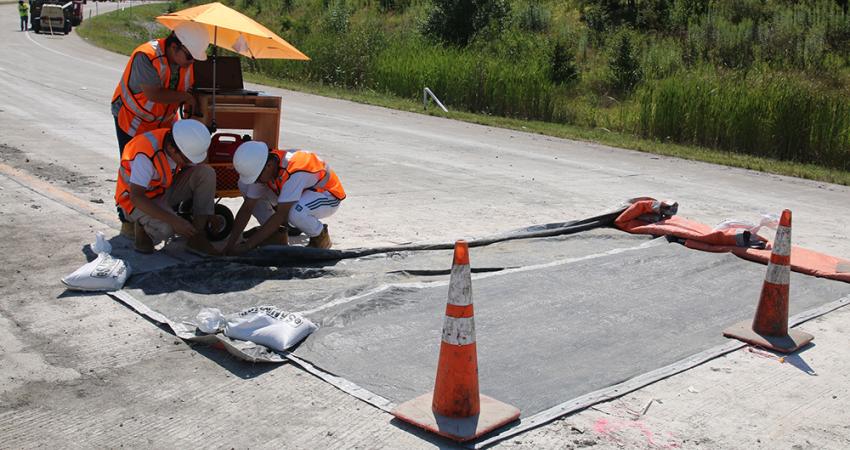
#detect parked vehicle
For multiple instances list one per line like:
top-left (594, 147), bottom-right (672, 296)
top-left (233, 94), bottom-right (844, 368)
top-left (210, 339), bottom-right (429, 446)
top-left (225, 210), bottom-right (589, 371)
top-left (30, 0), bottom-right (84, 34)
top-left (37, 4), bottom-right (70, 35)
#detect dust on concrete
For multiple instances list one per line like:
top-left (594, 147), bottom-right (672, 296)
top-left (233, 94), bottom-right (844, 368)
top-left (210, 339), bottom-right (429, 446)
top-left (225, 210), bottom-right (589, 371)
top-left (0, 143), bottom-right (111, 202)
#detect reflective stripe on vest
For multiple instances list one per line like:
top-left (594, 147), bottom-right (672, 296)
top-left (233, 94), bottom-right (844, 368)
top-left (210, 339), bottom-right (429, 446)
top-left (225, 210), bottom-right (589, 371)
top-left (112, 39), bottom-right (194, 137)
top-left (114, 129), bottom-right (177, 214)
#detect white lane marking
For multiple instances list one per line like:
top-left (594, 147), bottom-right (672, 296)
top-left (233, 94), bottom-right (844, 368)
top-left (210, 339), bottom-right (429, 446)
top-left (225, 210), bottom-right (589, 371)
top-left (298, 239), bottom-right (661, 316)
top-left (25, 29), bottom-right (122, 73)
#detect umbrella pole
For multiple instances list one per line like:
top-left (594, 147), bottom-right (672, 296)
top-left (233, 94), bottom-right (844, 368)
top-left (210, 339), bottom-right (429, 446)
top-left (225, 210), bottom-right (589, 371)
top-left (211, 26), bottom-right (218, 132)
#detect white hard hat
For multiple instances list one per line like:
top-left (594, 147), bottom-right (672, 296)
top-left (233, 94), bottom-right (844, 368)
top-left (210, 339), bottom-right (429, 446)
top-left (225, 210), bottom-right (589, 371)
top-left (172, 119), bottom-right (211, 164)
top-left (233, 141), bottom-right (270, 184)
top-left (174, 22), bottom-right (210, 61)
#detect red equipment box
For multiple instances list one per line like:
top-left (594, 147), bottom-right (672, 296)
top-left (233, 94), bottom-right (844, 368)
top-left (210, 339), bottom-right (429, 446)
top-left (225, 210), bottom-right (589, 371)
top-left (208, 133), bottom-right (245, 163)
top-left (208, 133), bottom-right (250, 197)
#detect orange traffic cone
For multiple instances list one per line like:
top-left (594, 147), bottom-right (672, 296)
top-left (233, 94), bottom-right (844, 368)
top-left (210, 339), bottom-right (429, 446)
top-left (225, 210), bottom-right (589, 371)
top-left (723, 209), bottom-right (813, 353)
top-left (392, 240), bottom-right (520, 441)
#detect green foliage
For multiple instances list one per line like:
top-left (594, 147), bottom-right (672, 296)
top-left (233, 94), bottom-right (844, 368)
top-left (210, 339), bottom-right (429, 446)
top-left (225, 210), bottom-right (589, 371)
top-left (579, 0), bottom-right (679, 33)
top-left (84, 0), bottom-right (850, 176)
top-left (323, 0), bottom-right (351, 34)
top-left (296, 20), bottom-right (386, 88)
top-left (642, 37), bottom-right (683, 79)
top-left (638, 73), bottom-right (850, 170)
top-left (378, 0), bottom-right (411, 13)
top-left (550, 41), bottom-right (579, 85)
top-left (372, 34), bottom-right (573, 121)
top-left (518, 1), bottom-right (551, 33)
top-left (422, 0), bottom-right (512, 46)
top-left (668, 0), bottom-right (708, 32)
top-left (76, 3), bottom-right (171, 55)
top-left (609, 32), bottom-right (642, 94)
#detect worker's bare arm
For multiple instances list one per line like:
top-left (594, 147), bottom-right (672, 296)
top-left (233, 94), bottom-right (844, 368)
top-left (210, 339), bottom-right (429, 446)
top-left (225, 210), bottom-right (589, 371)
top-left (128, 183), bottom-right (196, 237)
top-left (140, 84), bottom-right (196, 109)
top-left (223, 197), bottom-right (259, 254)
top-left (237, 202), bottom-right (293, 252)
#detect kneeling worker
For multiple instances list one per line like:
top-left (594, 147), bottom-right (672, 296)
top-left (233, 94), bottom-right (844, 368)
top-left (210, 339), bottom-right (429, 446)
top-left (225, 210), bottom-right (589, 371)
top-left (115, 119), bottom-right (220, 256)
top-left (224, 141), bottom-right (345, 255)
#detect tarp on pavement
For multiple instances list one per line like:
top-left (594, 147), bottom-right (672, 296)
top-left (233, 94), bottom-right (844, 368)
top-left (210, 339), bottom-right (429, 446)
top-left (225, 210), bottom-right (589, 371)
top-left (103, 207), bottom-right (850, 447)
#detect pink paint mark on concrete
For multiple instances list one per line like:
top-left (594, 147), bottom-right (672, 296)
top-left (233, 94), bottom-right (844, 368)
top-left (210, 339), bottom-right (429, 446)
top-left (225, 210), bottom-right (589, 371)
top-left (593, 418), bottom-right (611, 434)
top-left (592, 416), bottom-right (681, 449)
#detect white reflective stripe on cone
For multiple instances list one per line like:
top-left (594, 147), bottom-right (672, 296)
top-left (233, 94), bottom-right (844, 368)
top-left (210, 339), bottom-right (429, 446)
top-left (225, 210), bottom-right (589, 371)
top-left (765, 263), bottom-right (791, 285)
top-left (442, 316), bottom-right (475, 346)
top-left (773, 226), bottom-right (792, 256)
top-left (447, 264), bottom-right (472, 306)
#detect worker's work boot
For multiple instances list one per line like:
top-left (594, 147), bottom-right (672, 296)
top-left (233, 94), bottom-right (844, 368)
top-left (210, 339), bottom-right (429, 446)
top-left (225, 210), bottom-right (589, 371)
top-left (186, 236), bottom-right (220, 257)
top-left (120, 221), bottom-right (135, 239)
top-left (244, 226), bottom-right (288, 246)
top-left (307, 225), bottom-right (332, 249)
top-left (134, 222), bottom-right (154, 254)
top-left (260, 228), bottom-right (289, 247)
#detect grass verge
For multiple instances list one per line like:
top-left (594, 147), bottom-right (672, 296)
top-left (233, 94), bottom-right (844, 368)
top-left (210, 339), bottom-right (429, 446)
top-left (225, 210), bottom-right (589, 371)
top-left (77, 3), bottom-right (850, 186)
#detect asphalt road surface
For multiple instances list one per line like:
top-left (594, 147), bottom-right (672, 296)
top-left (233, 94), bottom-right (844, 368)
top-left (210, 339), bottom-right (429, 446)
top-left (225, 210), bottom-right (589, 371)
top-left (1, 4), bottom-right (849, 448)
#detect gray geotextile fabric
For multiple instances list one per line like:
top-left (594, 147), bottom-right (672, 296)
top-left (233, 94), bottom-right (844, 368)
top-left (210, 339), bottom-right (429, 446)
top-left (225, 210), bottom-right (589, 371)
top-left (123, 227), bottom-right (647, 327)
top-left (286, 239), bottom-right (850, 415)
top-left (120, 226), bottom-right (850, 417)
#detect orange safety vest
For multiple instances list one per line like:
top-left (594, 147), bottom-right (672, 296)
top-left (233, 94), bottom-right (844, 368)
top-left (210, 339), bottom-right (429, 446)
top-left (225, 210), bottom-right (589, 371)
top-left (112, 38), bottom-right (194, 137)
top-left (267, 149), bottom-right (346, 201)
top-left (115, 129), bottom-right (180, 214)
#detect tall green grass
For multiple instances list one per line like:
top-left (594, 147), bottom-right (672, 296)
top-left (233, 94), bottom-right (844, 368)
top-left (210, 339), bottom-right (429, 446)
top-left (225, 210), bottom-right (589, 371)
top-left (76, 3), bottom-right (171, 54)
top-left (637, 72), bottom-right (850, 169)
top-left (371, 36), bottom-right (573, 121)
top-left (79, 0), bottom-right (850, 177)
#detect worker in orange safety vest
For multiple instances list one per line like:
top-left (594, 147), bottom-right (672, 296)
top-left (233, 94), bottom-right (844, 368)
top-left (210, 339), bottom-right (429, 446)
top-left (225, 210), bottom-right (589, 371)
top-left (115, 119), bottom-right (219, 256)
top-left (112, 21), bottom-right (210, 238)
top-left (223, 141), bottom-right (346, 255)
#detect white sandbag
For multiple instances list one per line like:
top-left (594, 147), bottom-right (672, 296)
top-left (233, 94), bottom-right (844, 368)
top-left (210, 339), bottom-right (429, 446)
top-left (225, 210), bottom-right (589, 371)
top-left (61, 253), bottom-right (131, 291)
top-left (196, 307), bottom-right (225, 334)
top-left (91, 231), bottom-right (112, 254)
top-left (224, 306), bottom-right (317, 351)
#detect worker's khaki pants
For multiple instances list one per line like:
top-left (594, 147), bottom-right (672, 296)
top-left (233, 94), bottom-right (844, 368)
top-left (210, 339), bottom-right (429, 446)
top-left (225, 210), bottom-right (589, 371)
top-left (126, 165), bottom-right (216, 244)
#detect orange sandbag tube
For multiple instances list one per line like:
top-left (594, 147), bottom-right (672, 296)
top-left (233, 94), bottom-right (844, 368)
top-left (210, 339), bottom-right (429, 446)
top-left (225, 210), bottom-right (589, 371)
top-left (392, 240), bottom-right (520, 442)
top-left (723, 210), bottom-right (813, 353)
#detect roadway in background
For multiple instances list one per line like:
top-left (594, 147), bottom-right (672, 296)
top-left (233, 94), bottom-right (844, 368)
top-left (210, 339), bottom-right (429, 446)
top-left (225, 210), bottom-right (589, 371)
top-left (1, 4), bottom-right (848, 448)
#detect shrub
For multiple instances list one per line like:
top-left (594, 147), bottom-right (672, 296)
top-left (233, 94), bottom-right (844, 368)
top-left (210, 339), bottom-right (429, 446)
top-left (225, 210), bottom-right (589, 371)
top-left (422, 0), bottom-right (511, 46)
top-left (323, 0), bottom-right (350, 34)
top-left (379, 0), bottom-right (412, 13)
top-left (518, 1), bottom-right (551, 33)
top-left (550, 41), bottom-right (579, 85)
top-left (642, 37), bottom-right (683, 79)
top-left (298, 20), bottom-right (386, 88)
top-left (579, 0), bottom-right (678, 32)
top-left (609, 32), bottom-right (642, 94)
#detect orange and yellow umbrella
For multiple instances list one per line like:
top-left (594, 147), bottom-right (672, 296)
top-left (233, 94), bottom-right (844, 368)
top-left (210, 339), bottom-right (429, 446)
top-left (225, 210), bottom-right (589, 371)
top-left (156, 2), bottom-right (309, 60)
